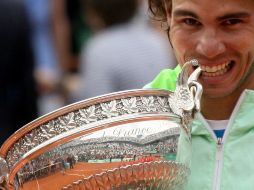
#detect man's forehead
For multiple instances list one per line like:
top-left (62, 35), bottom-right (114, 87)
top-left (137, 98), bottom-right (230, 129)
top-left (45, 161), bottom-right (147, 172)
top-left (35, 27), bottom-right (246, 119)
top-left (171, 0), bottom-right (254, 8)
top-left (170, 0), bottom-right (254, 16)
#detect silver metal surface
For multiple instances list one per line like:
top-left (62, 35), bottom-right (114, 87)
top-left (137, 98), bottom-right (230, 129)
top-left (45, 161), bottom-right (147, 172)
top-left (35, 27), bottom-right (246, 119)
top-left (0, 157), bottom-right (8, 190)
top-left (0, 60), bottom-right (202, 190)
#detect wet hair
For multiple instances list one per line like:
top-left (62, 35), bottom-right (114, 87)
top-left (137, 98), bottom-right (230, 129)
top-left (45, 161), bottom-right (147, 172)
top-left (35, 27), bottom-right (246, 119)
top-left (148, 0), bottom-right (171, 22)
top-left (84, 0), bottom-right (138, 27)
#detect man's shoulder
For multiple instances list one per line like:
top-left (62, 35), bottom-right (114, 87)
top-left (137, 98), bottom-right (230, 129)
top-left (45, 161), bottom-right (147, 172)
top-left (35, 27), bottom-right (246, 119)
top-left (144, 65), bottom-right (181, 91)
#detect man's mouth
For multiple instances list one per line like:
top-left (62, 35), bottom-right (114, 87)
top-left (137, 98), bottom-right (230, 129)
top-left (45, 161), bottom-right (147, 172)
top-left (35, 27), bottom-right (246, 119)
top-left (200, 61), bottom-right (234, 77)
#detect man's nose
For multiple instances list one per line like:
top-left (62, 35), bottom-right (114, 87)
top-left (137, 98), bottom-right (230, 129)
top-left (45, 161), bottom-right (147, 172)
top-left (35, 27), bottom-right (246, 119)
top-left (196, 29), bottom-right (226, 58)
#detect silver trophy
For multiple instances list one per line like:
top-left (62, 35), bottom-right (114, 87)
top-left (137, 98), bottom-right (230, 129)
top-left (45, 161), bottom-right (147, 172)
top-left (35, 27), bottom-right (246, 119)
top-left (0, 60), bottom-right (202, 190)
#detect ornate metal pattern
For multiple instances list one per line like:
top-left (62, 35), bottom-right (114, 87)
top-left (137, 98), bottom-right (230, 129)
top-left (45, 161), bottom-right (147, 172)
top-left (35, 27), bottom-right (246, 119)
top-left (168, 86), bottom-right (194, 117)
top-left (5, 95), bottom-right (175, 169)
top-left (0, 156), bottom-right (8, 189)
top-left (1, 60), bottom-right (202, 190)
top-left (61, 161), bottom-right (190, 190)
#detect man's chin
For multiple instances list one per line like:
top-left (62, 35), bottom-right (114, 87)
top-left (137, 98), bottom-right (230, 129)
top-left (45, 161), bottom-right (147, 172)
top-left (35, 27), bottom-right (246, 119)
top-left (202, 88), bottom-right (234, 99)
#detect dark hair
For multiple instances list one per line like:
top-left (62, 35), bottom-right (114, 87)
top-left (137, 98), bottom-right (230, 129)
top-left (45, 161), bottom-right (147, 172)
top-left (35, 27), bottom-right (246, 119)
top-left (84, 0), bottom-right (138, 27)
top-left (148, 0), bottom-right (172, 43)
top-left (148, 0), bottom-right (171, 22)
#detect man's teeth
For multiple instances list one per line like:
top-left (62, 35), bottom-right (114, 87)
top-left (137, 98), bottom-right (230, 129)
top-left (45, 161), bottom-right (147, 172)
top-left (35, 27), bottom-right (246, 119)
top-left (200, 61), bottom-right (231, 77)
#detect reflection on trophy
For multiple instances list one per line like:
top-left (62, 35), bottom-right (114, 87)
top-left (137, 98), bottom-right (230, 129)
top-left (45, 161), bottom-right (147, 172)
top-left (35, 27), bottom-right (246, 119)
top-left (0, 60), bottom-right (202, 190)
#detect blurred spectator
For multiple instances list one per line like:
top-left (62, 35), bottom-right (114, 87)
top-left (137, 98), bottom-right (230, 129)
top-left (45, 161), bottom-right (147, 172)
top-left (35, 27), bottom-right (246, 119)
top-left (24, 0), bottom-right (64, 115)
top-left (71, 0), bottom-right (176, 100)
top-left (0, 0), bottom-right (38, 145)
top-left (52, 0), bottom-right (92, 104)
top-left (66, 0), bottom-right (92, 72)
top-left (52, 0), bottom-right (92, 73)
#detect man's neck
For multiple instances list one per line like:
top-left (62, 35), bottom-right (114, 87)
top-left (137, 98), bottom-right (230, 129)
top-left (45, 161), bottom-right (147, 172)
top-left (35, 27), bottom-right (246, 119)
top-left (201, 92), bottom-right (240, 120)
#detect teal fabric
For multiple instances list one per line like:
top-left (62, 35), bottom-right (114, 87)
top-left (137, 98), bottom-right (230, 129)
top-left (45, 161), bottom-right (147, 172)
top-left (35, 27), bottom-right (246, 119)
top-left (186, 91), bottom-right (254, 190)
top-left (147, 67), bottom-right (254, 190)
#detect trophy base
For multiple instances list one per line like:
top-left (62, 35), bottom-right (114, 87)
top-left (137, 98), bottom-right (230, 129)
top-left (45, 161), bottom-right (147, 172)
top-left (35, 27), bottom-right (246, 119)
top-left (62, 161), bottom-right (190, 190)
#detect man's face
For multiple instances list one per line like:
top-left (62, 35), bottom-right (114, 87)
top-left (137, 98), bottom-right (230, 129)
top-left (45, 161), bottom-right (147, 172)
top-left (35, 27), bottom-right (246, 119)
top-left (168, 0), bottom-right (254, 98)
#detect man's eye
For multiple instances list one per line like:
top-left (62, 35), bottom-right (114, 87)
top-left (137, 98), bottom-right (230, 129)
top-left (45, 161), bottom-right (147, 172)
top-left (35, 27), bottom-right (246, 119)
top-left (223, 19), bottom-right (242, 25)
top-left (183, 18), bottom-right (200, 26)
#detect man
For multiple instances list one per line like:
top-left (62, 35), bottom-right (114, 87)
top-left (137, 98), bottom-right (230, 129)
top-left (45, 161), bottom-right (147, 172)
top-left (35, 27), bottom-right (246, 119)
top-left (147, 0), bottom-right (254, 189)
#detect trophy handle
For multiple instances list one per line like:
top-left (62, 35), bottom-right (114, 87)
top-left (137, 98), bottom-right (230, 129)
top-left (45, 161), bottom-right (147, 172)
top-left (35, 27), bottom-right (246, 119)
top-left (169, 59), bottom-right (203, 132)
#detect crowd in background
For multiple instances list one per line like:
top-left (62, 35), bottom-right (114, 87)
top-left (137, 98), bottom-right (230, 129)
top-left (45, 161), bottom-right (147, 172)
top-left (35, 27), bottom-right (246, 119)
top-left (17, 135), bottom-right (177, 185)
top-left (0, 0), bottom-right (177, 145)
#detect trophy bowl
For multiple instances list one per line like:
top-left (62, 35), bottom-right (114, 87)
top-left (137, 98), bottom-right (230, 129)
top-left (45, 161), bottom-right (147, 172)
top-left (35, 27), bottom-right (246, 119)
top-left (0, 61), bottom-right (202, 190)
